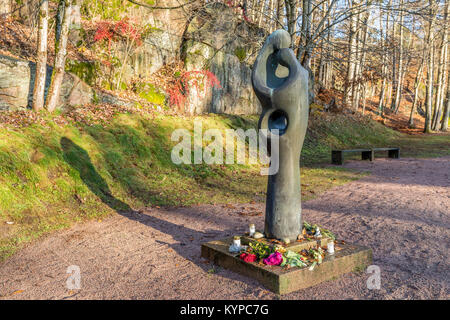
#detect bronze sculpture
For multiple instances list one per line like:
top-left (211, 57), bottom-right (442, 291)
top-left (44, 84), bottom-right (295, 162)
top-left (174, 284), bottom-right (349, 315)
top-left (252, 29), bottom-right (310, 241)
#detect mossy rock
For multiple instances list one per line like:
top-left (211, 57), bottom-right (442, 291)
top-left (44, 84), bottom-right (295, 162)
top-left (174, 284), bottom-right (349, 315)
top-left (138, 84), bottom-right (166, 106)
top-left (234, 47), bottom-right (247, 62)
top-left (65, 59), bottom-right (99, 87)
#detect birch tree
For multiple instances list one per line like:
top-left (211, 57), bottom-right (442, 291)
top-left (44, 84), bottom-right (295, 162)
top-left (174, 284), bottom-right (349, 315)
top-left (432, 0), bottom-right (448, 130)
top-left (392, 0), bottom-right (404, 113)
top-left (441, 71), bottom-right (450, 131)
top-left (344, 0), bottom-right (359, 108)
top-left (408, 49), bottom-right (425, 128)
top-left (46, 0), bottom-right (73, 112)
top-left (32, 0), bottom-right (49, 112)
top-left (424, 0), bottom-right (436, 133)
top-left (378, 4), bottom-right (388, 115)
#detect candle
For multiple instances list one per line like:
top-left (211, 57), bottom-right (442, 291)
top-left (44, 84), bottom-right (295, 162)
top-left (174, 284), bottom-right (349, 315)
top-left (249, 224), bottom-right (256, 237)
top-left (233, 236), bottom-right (241, 247)
top-left (327, 241), bottom-right (335, 254)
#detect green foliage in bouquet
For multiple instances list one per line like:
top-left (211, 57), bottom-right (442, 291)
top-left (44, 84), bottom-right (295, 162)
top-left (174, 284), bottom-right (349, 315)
top-left (249, 241), bottom-right (273, 260)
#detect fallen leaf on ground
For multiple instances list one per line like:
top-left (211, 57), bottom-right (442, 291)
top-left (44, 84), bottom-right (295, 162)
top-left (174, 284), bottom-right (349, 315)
top-left (11, 290), bottom-right (23, 295)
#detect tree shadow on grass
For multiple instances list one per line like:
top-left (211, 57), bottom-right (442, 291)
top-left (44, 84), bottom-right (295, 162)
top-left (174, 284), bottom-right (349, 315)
top-left (59, 137), bottom-right (263, 290)
top-left (60, 137), bottom-right (132, 213)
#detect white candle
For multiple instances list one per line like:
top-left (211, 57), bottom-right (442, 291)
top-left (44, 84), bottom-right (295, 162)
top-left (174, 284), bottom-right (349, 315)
top-left (327, 241), bottom-right (335, 254)
top-left (249, 224), bottom-right (255, 237)
top-left (233, 236), bottom-right (241, 247)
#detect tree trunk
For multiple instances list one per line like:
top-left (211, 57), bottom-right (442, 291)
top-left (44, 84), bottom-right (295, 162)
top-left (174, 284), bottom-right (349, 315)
top-left (324, 0), bottom-right (333, 89)
top-left (32, 0), bottom-right (49, 112)
top-left (55, 0), bottom-right (66, 43)
top-left (298, 0), bottom-right (311, 61)
top-left (393, 0), bottom-right (404, 113)
top-left (354, 8), bottom-right (369, 111)
top-left (268, 0), bottom-right (275, 32)
top-left (285, 0), bottom-right (297, 43)
top-left (424, 1), bottom-right (436, 133)
top-left (352, 9), bottom-right (361, 110)
top-left (46, 0), bottom-right (72, 112)
top-left (432, 39), bottom-right (447, 130)
top-left (432, 0), bottom-right (448, 130)
top-left (408, 59), bottom-right (424, 128)
top-left (250, 0), bottom-right (256, 21)
top-left (276, 0), bottom-right (283, 25)
top-left (390, 17), bottom-right (397, 110)
top-left (257, 0), bottom-right (264, 27)
top-left (318, 2), bottom-right (327, 87)
top-left (378, 5), bottom-right (387, 115)
top-left (343, 0), bottom-right (357, 107)
top-left (441, 71), bottom-right (450, 131)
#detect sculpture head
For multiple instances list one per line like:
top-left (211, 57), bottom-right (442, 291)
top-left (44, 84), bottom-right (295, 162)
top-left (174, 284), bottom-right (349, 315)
top-left (253, 29), bottom-right (309, 155)
top-left (252, 29), bottom-right (291, 108)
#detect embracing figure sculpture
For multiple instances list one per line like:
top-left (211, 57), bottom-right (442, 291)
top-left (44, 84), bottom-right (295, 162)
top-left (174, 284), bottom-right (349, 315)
top-left (252, 29), bottom-right (309, 241)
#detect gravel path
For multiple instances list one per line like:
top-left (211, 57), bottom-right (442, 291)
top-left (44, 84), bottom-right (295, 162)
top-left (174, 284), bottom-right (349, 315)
top-left (1, 157), bottom-right (449, 300)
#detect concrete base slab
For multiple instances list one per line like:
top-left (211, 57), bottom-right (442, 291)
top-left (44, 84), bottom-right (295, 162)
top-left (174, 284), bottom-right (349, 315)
top-left (201, 237), bottom-right (372, 295)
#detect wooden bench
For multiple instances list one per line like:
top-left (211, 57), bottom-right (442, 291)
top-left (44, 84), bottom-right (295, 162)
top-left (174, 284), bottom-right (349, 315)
top-left (331, 147), bottom-right (400, 165)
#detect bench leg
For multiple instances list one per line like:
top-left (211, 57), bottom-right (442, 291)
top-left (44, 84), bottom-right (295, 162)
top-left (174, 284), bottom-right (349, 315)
top-left (332, 151), bottom-right (343, 165)
top-left (388, 149), bottom-right (400, 159)
top-left (361, 150), bottom-right (374, 161)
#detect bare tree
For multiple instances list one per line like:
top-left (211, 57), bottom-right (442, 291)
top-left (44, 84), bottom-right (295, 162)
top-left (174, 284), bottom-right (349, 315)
top-left (432, 0), bottom-right (448, 130)
top-left (46, 0), bottom-right (73, 112)
top-left (408, 50), bottom-right (425, 128)
top-left (392, 0), bottom-right (404, 113)
top-left (378, 3), bottom-right (389, 115)
top-left (424, 0), bottom-right (436, 133)
top-left (353, 4), bottom-right (369, 111)
top-left (32, 0), bottom-right (49, 112)
top-left (441, 71), bottom-right (450, 131)
top-left (343, 0), bottom-right (358, 107)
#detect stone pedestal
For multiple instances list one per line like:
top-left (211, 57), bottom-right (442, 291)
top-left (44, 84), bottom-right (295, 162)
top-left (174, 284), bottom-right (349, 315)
top-left (201, 237), bottom-right (372, 295)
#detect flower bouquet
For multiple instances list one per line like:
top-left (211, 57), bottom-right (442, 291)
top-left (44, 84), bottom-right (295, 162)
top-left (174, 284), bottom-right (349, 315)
top-left (239, 240), bottom-right (327, 270)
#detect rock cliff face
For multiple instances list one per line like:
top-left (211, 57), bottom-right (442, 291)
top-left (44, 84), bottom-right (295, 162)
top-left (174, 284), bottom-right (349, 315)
top-left (181, 3), bottom-right (265, 115)
top-left (1, 2), bottom-right (265, 115)
top-left (0, 55), bottom-right (30, 111)
top-left (113, 1), bottom-right (188, 83)
top-left (0, 54), bottom-right (93, 111)
top-left (116, 2), bottom-right (265, 115)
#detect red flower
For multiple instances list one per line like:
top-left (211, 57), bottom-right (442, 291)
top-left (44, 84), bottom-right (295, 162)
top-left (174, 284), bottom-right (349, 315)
top-left (239, 253), bottom-right (257, 263)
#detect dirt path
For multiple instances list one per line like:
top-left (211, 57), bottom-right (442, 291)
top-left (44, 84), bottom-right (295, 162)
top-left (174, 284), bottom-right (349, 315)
top-left (1, 157), bottom-right (449, 300)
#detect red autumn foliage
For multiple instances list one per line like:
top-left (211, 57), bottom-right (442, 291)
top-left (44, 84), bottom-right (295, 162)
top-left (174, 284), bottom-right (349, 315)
top-left (93, 22), bottom-right (114, 43)
top-left (168, 70), bottom-right (222, 109)
top-left (93, 18), bottom-right (142, 48)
